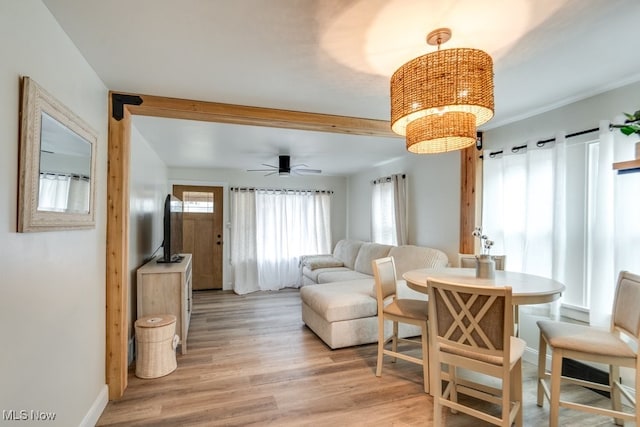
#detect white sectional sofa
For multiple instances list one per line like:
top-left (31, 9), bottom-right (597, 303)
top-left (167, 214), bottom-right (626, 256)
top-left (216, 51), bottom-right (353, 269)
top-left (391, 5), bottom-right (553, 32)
top-left (299, 240), bottom-right (449, 349)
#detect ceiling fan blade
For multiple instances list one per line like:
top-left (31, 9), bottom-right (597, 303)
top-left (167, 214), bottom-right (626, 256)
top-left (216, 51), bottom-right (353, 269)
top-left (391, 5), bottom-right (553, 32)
top-left (249, 156), bottom-right (319, 176)
top-left (295, 168), bottom-right (322, 174)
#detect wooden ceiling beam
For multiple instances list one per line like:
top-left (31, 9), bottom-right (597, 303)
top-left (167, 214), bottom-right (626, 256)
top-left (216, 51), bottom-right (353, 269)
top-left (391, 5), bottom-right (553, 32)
top-left (115, 92), bottom-right (400, 138)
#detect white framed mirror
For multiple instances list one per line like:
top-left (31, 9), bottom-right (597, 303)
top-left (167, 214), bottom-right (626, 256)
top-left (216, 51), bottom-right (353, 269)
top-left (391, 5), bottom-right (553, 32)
top-left (18, 76), bottom-right (97, 232)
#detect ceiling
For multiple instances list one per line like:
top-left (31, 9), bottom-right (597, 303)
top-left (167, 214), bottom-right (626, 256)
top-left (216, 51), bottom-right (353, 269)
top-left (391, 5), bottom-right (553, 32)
top-left (43, 0), bottom-right (640, 176)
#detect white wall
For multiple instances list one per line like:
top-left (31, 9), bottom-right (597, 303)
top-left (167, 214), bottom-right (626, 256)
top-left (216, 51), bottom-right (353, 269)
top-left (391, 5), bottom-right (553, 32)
top-left (169, 167), bottom-right (347, 289)
top-left (128, 124), bottom-right (168, 357)
top-left (0, 1), bottom-right (108, 425)
top-left (347, 152), bottom-right (461, 263)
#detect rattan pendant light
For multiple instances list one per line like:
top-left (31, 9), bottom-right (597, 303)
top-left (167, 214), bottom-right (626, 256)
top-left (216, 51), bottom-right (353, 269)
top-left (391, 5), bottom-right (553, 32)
top-left (390, 28), bottom-right (494, 154)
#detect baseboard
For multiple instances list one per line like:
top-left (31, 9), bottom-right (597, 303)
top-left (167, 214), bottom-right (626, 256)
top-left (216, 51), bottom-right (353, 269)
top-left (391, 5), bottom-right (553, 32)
top-left (523, 346), bottom-right (542, 366)
top-left (79, 385), bottom-right (108, 427)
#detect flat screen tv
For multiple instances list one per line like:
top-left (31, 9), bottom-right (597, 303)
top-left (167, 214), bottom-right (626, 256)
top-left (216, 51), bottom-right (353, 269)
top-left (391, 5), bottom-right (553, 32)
top-left (157, 194), bottom-right (184, 263)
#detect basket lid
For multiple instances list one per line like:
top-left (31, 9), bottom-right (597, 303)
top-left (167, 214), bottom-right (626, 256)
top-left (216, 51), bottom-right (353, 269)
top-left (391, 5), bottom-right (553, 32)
top-left (136, 314), bottom-right (176, 328)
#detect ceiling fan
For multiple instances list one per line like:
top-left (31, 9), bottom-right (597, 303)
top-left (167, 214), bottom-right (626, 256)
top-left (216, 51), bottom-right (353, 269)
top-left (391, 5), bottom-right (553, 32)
top-left (247, 155), bottom-right (322, 176)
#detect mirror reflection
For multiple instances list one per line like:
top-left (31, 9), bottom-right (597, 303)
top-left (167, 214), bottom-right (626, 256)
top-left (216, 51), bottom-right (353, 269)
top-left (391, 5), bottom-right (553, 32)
top-left (38, 111), bottom-right (92, 213)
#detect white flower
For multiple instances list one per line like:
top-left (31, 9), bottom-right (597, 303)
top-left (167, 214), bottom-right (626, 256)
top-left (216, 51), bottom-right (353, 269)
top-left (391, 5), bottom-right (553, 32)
top-left (472, 227), bottom-right (493, 255)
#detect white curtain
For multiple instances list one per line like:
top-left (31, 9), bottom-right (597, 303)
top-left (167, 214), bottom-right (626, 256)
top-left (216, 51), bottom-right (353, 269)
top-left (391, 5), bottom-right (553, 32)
top-left (588, 122), bottom-right (616, 326)
top-left (371, 174), bottom-right (407, 245)
top-left (230, 188), bottom-right (331, 295)
top-left (38, 173), bottom-right (90, 213)
top-left (67, 176), bottom-right (90, 213)
top-left (393, 174), bottom-right (408, 245)
top-left (230, 189), bottom-right (259, 295)
top-left (590, 121), bottom-right (640, 327)
top-left (38, 173), bottom-right (70, 211)
top-left (483, 134), bottom-right (567, 315)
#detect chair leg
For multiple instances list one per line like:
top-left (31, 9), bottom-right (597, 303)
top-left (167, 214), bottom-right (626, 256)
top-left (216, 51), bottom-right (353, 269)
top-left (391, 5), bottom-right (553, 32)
top-left (429, 322), bottom-right (438, 396)
top-left (502, 365), bottom-right (511, 427)
top-left (391, 321), bottom-right (398, 363)
top-left (433, 354), bottom-right (443, 426)
top-left (421, 322), bottom-right (429, 394)
top-left (450, 365), bottom-right (458, 414)
top-left (549, 349), bottom-right (563, 427)
top-left (513, 358), bottom-right (523, 427)
top-left (609, 364), bottom-right (623, 426)
top-left (537, 331), bottom-right (547, 407)
top-left (635, 360), bottom-right (640, 425)
top-left (376, 318), bottom-right (384, 377)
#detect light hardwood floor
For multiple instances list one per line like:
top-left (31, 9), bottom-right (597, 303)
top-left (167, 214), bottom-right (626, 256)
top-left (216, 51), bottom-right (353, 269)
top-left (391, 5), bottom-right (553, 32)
top-left (97, 289), bottom-right (631, 426)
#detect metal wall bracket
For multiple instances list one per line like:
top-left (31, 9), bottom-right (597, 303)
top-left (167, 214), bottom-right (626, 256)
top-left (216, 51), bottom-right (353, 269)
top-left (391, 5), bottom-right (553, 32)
top-left (111, 93), bottom-right (143, 121)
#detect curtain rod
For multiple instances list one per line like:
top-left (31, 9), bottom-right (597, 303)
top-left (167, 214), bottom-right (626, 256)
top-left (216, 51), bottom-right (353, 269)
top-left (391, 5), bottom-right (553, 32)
top-left (372, 173), bottom-right (406, 184)
top-left (40, 171), bottom-right (90, 181)
top-left (230, 187), bottom-right (333, 194)
top-left (486, 126), bottom-right (601, 158)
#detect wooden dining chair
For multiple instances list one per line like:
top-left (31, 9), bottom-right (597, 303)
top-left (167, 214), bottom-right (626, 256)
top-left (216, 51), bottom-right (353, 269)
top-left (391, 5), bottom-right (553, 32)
top-left (427, 278), bottom-right (524, 426)
top-left (372, 256), bottom-right (430, 393)
top-left (537, 270), bottom-right (640, 427)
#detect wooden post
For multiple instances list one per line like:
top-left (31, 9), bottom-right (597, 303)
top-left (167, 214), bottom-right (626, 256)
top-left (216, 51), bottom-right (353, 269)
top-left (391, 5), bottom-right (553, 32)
top-left (460, 144), bottom-right (482, 254)
top-left (106, 93), bottom-right (131, 399)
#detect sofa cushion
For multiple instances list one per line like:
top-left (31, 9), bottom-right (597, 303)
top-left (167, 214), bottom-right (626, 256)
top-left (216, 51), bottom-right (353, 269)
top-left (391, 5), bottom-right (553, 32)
top-left (302, 255), bottom-right (344, 270)
top-left (388, 245), bottom-right (449, 277)
top-left (333, 239), bottom-right (364, 269)
top-left (303, 266), bottom-right (351, 283)
top-left (300, 279), bottom-right (377, 322)
top-left (353, 243), bottom-right (393, 275)
top-left (317, 270), bottom-right (372, 283)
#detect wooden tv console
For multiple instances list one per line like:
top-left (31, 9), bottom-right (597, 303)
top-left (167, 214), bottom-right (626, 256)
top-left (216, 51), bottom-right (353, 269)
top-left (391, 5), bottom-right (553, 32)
top-left (137, 253), bottom-right (193, 354)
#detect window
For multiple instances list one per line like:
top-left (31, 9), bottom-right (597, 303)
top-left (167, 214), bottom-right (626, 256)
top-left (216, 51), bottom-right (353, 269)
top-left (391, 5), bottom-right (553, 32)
top-left (371, 174), bottom-right (407, 245)
top-left (182, 191), bottom-right (214, 213)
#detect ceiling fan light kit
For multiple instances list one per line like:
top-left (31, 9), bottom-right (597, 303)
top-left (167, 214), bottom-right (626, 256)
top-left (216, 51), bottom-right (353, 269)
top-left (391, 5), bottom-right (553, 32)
top-left (390, 28), bottom-right (494, 154)
top-left (247, 155), bottom-right (322, 177)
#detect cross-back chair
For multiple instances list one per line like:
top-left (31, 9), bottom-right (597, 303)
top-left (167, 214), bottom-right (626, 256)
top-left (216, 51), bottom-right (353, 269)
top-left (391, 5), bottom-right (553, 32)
top-left (372, 256), bottom-right (430, 393)
top-left (537, 270), bottom-right (640, 426)
top-left (427, 278), bottom-right (524, 426)
top-left (458, 254), bottom-right (521, 337)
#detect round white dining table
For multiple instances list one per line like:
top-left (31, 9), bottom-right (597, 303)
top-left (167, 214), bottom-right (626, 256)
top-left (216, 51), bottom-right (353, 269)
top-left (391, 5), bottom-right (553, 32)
top-left (402, 267), bottom-right (565, 306)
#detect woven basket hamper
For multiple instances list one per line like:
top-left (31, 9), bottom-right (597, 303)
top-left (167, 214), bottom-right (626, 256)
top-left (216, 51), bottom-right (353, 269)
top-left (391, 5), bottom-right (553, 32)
top-left (135, 314), bottom-right (179, 379)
